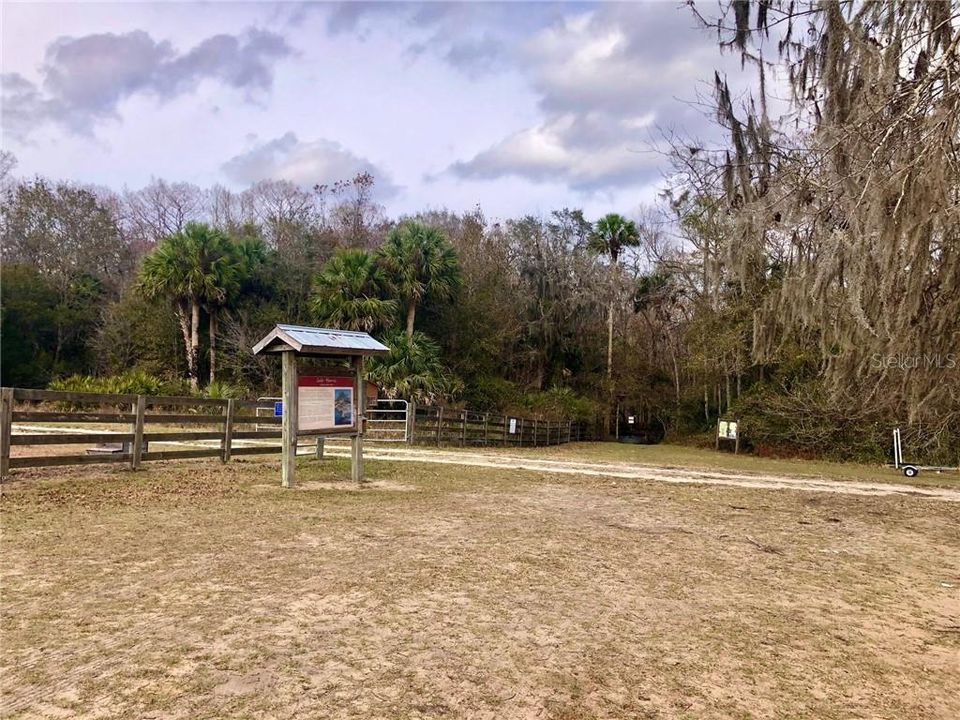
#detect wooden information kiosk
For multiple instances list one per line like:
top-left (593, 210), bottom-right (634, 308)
top-left (252, 324), bottom-right (389, 487)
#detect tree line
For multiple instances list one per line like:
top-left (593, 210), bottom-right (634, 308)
top-left (2, 1), bottom-right (957, 462)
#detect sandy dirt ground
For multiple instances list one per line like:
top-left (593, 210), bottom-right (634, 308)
top-left (2, 454), bottom-right (959, 719)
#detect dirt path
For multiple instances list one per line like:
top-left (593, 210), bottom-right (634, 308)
top-left (12, 424), bottom-right (960, 501)
top-left (320, 444), bottom-right (960, 501)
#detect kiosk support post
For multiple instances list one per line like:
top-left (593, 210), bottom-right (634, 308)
top-left (351, 356), bottom-right (364, 483)
top-left (281, 351), bottom-right (299, 488)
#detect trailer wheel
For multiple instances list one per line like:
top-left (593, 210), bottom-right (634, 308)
top-left (903, 465), bottom-right (919, 478)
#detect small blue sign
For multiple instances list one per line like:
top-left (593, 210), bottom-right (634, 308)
top-left (274, 401), bottom-right (283, 417)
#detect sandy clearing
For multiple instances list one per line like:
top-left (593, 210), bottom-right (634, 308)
top-left (2, 458), bottom-right (959, 719)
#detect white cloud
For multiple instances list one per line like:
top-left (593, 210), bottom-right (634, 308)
top-left (448, 4), bottom-right (738, 192)
top-left (449, 113), bottom-right (661, 192)
top-left (221, 132), bottom-right (398, 197)
top-left (1, 28), bottom-right (292, 140)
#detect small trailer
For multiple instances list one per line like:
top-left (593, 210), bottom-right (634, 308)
top-left (891, 427), bottom-right (959, 478)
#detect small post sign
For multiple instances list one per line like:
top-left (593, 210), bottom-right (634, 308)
top-left (508, 417), bottom-right (518, 434)
top-left (716, 418), bottom-right (740, 454)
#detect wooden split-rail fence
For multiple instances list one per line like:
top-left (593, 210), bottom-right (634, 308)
top-left (404, 404), bottom-right (598, 447)
top-left (0, 387), bottom-right (284, 477)
top-left (0, 387), bottom-right (596, 477)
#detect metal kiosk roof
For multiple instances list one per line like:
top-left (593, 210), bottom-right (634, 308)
top-left (252, 324), bottom-right (389, 357)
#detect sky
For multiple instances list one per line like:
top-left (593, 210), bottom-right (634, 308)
top-left (1, 1), bottom-right (745, 220)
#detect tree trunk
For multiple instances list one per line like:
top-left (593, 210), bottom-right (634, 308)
top-left (209, 309), bottom-right (218, 385)
top-left (53, 322), bottom-right (64, 369)
top-left (189, 300), bottom-right (200, 391)
top-left (176, 300), bottom-right (192, 387)
top-left (607, 298), bottom-right (614, 379)
top-left (405, 300), bottom-right (416, 340)
top-left (604, 297), bottom-right (614, 437)
top-left (670, 344), bottom-right (681, 410)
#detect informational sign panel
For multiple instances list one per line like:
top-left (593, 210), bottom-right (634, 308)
top-left (508, 417), bottom-right (518, 434)
top-left (718, 420), bottom-right (738, 440)
top-left (298, 375), bottom-right (356, 431)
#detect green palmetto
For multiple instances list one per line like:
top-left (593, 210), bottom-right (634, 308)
top-left (311, 249), bottom-right (397, 332)
top-left (366, 330), bottom-right (462, 403)
top-left (376, 221), bottom-right (462, 339)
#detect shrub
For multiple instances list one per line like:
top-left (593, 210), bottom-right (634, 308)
top-left (461, 375), bottom-right (518, 412)
top-left (517, 386), bottom-right (600, 421)
top-left (48, 371), bottom-right (191, 408)
top-left (367, 331), bottom-right (463, 404)
top-left (726, 380), bottom-right (958, 464)
top-left (201, 380), bottom-right (248, 400)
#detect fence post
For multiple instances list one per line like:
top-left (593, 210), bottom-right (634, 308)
top-left (407, 401), bottom-right (417, 445)
top-left (0, 388), bottom-right (13, 478)
top-left (130, 394), bottom-right (146, 470)
top-left (567, 419), bottom-right (572, 443)
top-left (461, 410), bottom-right (467, 446)
top-left (533, 418), bottom-right (538, 448)
top-left (483, 413), bottom-right (489, 446)
top-left (503, 415), bottom-right (508, 447)
top-left (436, 406), bottom-right (443, 446)
top-left (222, 398), bottom-right (235, 463)
top-left (316, 436), bottom-right (325, 459)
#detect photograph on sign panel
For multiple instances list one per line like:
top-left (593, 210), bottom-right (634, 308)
top-left (334, 389), bottom-right (353, 426)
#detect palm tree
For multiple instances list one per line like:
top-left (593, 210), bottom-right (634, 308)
top-left (311, 249), bottom-right (397, 332)
top-left (139, 232), bottom-right (199, 388)
top-left (207, 234), bottom-right (266, 383)
top-left (140, 223), bottom-right (242, 389)
top-left (589, 213), bottom-right (641, 434)
top-left (376, 221), bottom-right (462, 339)
top-left (199, 241), bottom-right (242, 386)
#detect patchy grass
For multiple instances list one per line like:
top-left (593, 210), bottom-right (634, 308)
top-left (2, 456), bottom-right (959, 719)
